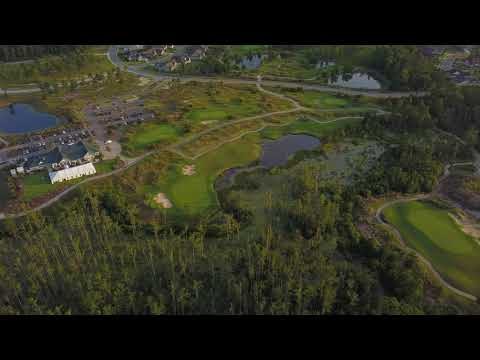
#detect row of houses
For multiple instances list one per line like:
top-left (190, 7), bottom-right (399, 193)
top-left (156, 45), bottom-right (209, 72)
top-left (121, 45), bottom-right (175, 62)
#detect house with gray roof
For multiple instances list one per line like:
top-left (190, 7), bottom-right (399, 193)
top-left (23, 141), bottom-right (99, 173)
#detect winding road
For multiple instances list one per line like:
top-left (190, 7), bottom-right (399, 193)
top-left (107, 46), bottom-right (429, 99)
top-left (0, 152), bottom-right (152, 220)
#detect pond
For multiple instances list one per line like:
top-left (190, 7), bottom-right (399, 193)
top-left (328, 73), bottom-right (381, 90)
top-left (237, 54), bottom-right (265, 70)
top-left (261, 134), bottom-right (321, 168)
top-left (0, 103), bottom-right (61, 134)
top-left (216, 134), bottom-right (321, 189)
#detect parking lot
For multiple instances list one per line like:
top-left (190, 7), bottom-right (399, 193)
top-left (0, 96), bottom-right (156, 167)
top-left (84, 98), bottom-right (155, 127)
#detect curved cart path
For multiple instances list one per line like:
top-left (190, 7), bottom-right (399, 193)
top-left (375, 162), bottom-right (478, 302)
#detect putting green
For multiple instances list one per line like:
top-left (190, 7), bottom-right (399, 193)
top-left (384, 200), bottom-right (480, 297)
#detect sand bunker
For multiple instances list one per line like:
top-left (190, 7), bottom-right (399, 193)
top-left (139, 77), bottom-right (152, 86)
top-left (449, 212), bottom-right (480, 241)
top-left (154, 193), bottom-right (172, 208)
top-left (182, 164), bottom-right (196, 176)
top-left (200, 120), bottom-right (218, 125)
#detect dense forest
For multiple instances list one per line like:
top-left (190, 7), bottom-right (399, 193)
top-left (0, 164), bottom-right (469, 315)
top-left (0, 45), bottom-right (83, 62)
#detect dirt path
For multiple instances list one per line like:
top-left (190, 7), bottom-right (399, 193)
top-left (375, 163), bottom-right (479, 302)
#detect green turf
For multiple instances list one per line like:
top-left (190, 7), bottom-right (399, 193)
top-left (20, 161), bottom-right (111, 202)
top-left (125, 123), bottom-right (181, 151)
top-left (185, 104), bottom-right (261, 122)
top-left (21, 172), bottom-right (62, 202)
top-left (261, 116), bottom-right (361, 140)
top-left (148, 138), bottom-right (261, 217)
top-left (384, 200), bottom-right (480, 297)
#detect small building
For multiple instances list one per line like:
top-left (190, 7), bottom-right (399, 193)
top-left (16, 166), bottom-right (25, 175)
top-left (48, 163), bottom-right (96, 184)
top-left (10, 169), bottom-right (17, 177)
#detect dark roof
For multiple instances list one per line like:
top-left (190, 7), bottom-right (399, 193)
top-left (24, 141), bottom-right (95, 170)
top-left (59, 141), bottom-right (90, 161)
top-left (24, 147), bottom-right (63, 169)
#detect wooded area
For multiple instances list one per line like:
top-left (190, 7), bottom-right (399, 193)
top-left (0, 45), bottom-right (82, 62)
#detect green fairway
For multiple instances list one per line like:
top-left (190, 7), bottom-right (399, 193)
top-left (185, 103), bottom-right (263, 122)
top-left (261, 116), bottom-right (361, 140)
top-left (384, 200), bottom-right (480, 297)
top-left (123, 123), bottom-right (181, 152)
top-left (148, 138), bottom-right (261, 217)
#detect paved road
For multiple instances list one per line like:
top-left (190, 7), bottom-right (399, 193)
top-left (0, 86), bottom-right (41, 95)
top-left (107, 46), bottom-right (429, 99)
top-left (375, 162), bottom-right (478, 302)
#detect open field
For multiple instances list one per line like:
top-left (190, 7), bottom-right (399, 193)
top-left (384, 200), bottom-right (480, 297)
top-left (143, 82), bottom-right (292, 126)
top-left (264, 87), bottom-right (381, 110)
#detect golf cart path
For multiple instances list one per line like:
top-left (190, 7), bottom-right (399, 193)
top-left (0, 152), bottom-right (152, 220)
top-left (170, 82), bottom-right (374, 160)
top-left (375, 162), bottom-right (478, 302)
top-left (0, 83), bottom-right (376, 218)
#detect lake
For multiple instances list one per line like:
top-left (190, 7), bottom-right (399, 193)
top-left (328, 73), bottom-right (381, 90)
top-left (0, 103), bottom-right (61, 134)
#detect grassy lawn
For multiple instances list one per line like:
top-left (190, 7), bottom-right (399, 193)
top-left (384, 200), bottom-right (480, 297)
top-left (21, 171), bottom-right (64, 202)
top-left (143, 82), bottom-right (292, 127)
top-left (20, 160), bottom-right (113, 202)
top-left (147, 138), bottom-right (261, 218)
top-left (95, 159), bottom-right (118, 174)
top-left (123, 122), bottom-right (181, 152)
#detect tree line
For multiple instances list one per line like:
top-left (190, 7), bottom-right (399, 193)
top-left (0, 45), bottom-right (83, 63)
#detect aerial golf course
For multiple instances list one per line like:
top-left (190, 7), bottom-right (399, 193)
top-left (384, 200), bottom-right (480, 297)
